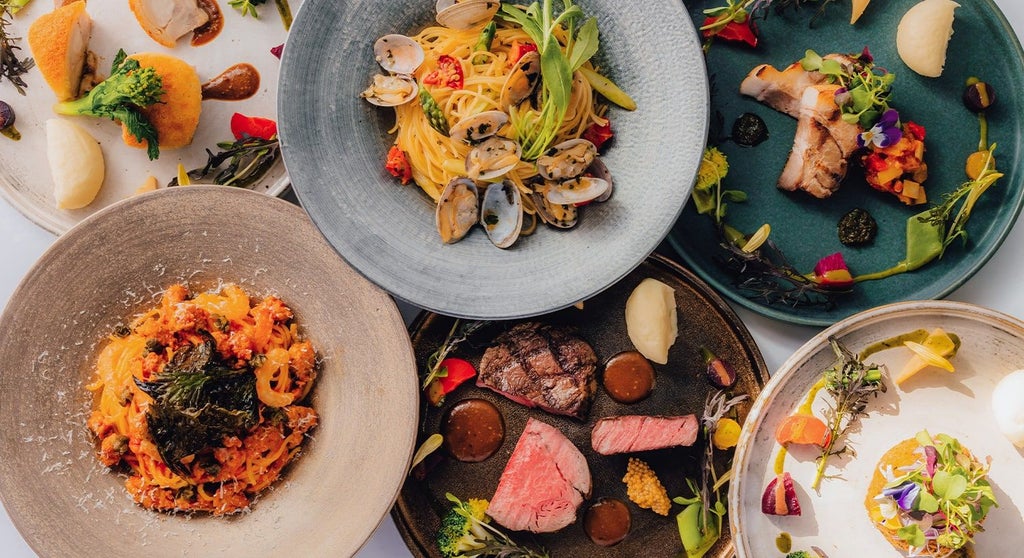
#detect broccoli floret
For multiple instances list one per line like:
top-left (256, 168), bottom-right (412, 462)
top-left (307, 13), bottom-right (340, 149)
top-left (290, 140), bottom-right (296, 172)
top-left (436, 493), bottom-right (550, 558)
top-left (787, 552), bottom-right (811, 558)
top-left (53, 49), bottom-right (164, 160)
top-left (437, 494), bottom-right (491, 557)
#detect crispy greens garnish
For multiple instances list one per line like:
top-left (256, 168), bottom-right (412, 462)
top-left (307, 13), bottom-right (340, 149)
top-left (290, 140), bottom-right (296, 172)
top-left (0, 0), bottom-right (34, 95)
top-left (170, 136), bottom-right (280, 188)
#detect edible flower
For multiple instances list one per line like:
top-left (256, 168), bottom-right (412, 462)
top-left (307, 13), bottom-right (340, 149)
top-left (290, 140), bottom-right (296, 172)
top-left (811, 252), bottom-right (854, 289)
top-left (700, 0), bottom-right (761, 49)
top-left (858, 109), bottom-right (903, 149)
top-left (883, 482), bottom-right (921, 511)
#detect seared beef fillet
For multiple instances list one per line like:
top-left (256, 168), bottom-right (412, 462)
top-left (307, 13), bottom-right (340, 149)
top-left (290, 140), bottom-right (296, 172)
top-left (488, 418), bottom-right (592, 533)
top-left (477, 322), bottom-right (597, 419)
top-left (591, 414), bottom-right (699, 455)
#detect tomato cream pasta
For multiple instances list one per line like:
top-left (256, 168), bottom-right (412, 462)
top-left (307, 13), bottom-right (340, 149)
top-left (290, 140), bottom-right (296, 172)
top-left (86, 283), bottom-right (317, 514)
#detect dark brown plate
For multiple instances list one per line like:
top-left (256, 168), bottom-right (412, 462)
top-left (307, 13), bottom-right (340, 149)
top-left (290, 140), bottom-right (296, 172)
top-left (392, 253), bottom-right (768, 558)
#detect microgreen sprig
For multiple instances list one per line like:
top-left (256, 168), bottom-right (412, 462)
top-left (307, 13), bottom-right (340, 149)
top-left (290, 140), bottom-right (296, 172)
top-left (812, 337), bottom-right (886, 490)
top-left (801, 48), bottom-right (896, 129)
top-left (421, 319), bottom-right (489, 390)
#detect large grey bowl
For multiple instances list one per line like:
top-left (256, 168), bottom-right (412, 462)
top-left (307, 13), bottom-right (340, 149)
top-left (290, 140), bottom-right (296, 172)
top-left (0, 187), bottom-right (418, 557)
top-left (279, 0), bottom-right (709, 319)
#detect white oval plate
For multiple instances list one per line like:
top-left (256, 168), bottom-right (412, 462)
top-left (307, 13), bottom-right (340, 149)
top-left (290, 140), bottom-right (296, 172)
top-left (0, 1), bottom-right (298, 234)
top-left (731, 300), bottom-right (1024, 557)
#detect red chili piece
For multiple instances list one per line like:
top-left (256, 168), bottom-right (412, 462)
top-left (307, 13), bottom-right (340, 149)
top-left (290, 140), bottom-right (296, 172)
top-left (508, 40), bottom-right (539, 66)
top-left (385, 145), bottom-right (413, 184)
top-left (582, 121), bottom-right (614, 151)
top-left (702, 16), bottom-right (758, 48)
top-left (230, 113), bottom-right (278, 140)
top-left (422, 55), bottom-right (465, 89)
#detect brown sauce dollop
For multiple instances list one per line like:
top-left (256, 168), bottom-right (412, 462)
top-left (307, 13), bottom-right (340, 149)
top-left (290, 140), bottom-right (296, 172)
top-left (192, 0), bottom-right (224, 47)
top-left (441, 398), bottom-right (504, 462)
top-left (603, 351), bottom-right (655, 404)
top-left (583, 498), bottom-right (631, 547)
top-left (202, 63), bottom-right (261, 101)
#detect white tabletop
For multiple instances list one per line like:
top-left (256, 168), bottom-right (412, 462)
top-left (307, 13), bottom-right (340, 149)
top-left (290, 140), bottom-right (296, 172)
top-left (3, 2), bottom-right (1024, 556)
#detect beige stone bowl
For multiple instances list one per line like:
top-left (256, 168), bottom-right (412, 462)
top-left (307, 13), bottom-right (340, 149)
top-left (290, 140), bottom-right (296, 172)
top-left (0, 186), bottom-right (418, 557)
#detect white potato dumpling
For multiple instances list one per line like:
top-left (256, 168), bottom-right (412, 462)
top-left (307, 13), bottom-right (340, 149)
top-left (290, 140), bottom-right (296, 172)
top-left (625, 278), bottom-right (678, 365)
top-left (992, 369), bottom-right (1024, 447)
top-left (896, 0), bottom-right (959, 77)
top-left (47, 118), bottom-right (105, 209)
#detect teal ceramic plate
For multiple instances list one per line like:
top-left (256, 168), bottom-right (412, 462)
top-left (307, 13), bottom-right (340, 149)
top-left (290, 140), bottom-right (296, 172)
top-left (669, 0), bottom-right (1024, 326)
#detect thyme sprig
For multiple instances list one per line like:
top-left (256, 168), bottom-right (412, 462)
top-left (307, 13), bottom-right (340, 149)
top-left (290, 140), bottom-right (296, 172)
top-left (718, 237), bottom-right (840, 308)
top-left (421, 319), bottom-right (489, 390)
top-left (812, 336), bottom-right (886, 490)
top-left (0, 0), bottom-right (34, 95)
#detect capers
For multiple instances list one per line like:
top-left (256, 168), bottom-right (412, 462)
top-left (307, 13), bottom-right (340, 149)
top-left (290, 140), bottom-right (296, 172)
top-left (732, 112), bottom-right (769, 147)
top-left (838, 208), bottom-right (877, 246)
top-left (963, 79), bottom-right (996, 113)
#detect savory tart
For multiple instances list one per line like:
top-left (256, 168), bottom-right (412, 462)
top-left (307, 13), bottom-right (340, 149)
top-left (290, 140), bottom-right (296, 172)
top-left (865, 431), bottom-right (996, 557)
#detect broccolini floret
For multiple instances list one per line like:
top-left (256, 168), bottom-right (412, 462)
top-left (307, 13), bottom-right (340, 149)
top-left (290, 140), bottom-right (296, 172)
top-left (437, 493), bottom-right (549, 558)
top-left (53, 49), bottom-right (164, 160)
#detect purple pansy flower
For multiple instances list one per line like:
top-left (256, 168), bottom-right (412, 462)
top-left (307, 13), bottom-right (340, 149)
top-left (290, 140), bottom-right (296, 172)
top-left (883, 481), bottom-right (921, 511)
top-left (858, 109), bottom-right (903, 149)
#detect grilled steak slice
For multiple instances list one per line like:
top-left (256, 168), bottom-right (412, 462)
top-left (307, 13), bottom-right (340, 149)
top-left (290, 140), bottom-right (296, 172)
top-left (477, 322), bottom-right (597, 419)
top-left (488, 418), bottom-right (592, 533)
top-left (591, 414), bottom-right (699, 455)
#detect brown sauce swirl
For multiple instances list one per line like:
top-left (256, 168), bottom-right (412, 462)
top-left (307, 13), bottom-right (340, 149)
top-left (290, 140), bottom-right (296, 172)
top-left (441, 399), bottom-right (504, 462)
top-left (192, 0), bottom-right (225, 47)
top-left (202, 63), bottom-right (261, 101)
top-left (583, 498), bottom-right (631, 547)
top-left (603, 351), bottom-right (655, 404)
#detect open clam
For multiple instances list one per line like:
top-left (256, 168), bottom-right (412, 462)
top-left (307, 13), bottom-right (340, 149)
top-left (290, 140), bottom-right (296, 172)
top-left (436, 0), bottom-right (500, 30)
top-left (373, 34), bottom-right (424, 75)
top-left (436, 178), bottom-right (479, 244)
top-left (480, 180), bottom-right (524, 248)
top-left (544, 176), bottom-right (610, 206)
top-left (500, 51), bottom-right (541, 108)
top-left (449, 110), bottom-right (509, 145)
top-left (531, 191), bottom-right (579, 229)
top-left (536, 139), bottom-right (597, 181)
top-left (466, 136), bottom-right (522, 181)
top-left (588, 157), bottom-right (614, 202)
top-left (360, 74), bottom-right (418, 106)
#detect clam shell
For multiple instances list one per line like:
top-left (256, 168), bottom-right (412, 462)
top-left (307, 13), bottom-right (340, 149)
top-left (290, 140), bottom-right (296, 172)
top-left (589, 157), bottom-right (614, 202)
top-left (374, 34), bottom-right (424, 75)
top-left (360, 73), bottom-right (418, 107)
top-left (435, 178), bottom-right (479, 243)
top-left (531, 191), bottom-right (579, 229)
top-left (466, 136), bottom-right (522, 181)
top-left (480, 180), bottom-right (523, 249)
top-left (544, 176), bottom-right (610, 206)
top-left (436, 0), bottom-right (500, 30)
top-left (449, 110), bottom-right (509, 145)
top-left (500, 51), bottom-right (541, 108)
top-left (536, 138), bottom-right (598, 181)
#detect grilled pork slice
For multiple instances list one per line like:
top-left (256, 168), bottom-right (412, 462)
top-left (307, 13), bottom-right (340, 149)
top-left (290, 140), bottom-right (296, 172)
top-left (591, 415), bottom-right (699, 455)
top-left (740, 54), bottom-right (856, 117)
top-left (777, 85), bottom-right (863, 198)
top-left (129, 0), bottom-right (209, 48)
top-left (477, 322), bottom-right (597, 419)
top-left (27, 1), bottom-right (92, 101)
top-left (488, 418), bottom-right (591, 533)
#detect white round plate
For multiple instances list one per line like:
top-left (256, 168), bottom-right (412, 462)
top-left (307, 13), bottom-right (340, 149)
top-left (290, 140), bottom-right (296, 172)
top-left (0, 186), bottom-right (418, 557)
top-left (0, 1), bottom-right (298, 234)
top-left (731, 300), bottom-right (1024, 557)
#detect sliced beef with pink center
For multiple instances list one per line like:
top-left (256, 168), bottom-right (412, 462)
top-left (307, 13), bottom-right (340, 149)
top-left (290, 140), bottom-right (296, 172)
top-left (590, 414), bottom-right (699, 455)
top-left (488, 417), bottom-right (591, 533)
